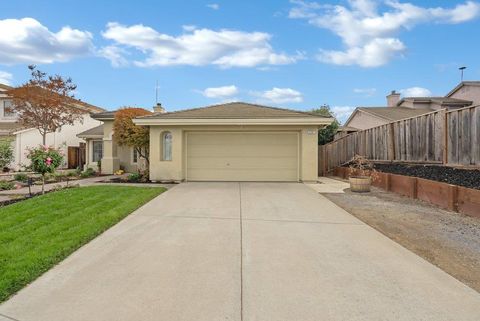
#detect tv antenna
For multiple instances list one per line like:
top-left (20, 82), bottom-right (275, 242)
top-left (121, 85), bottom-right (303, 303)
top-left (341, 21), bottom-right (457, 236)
top-left (459, 66), bottom-right (466, 82)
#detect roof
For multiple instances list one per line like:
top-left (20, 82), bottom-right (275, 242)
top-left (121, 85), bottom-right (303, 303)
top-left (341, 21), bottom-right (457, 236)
top-left (91, 110), bottom-right (117, 120)
top-left (140, 102), bottom-right (330, 119)
top-left (446, 81), bottom-right (480, 97)
top-left (357, 107), bottom-right (436, 121)
top-left (397, 96), bottom-right (472, 106)
top-left (0, 83), bottom-right (105, 113)
top-left (337, 126), bottom-right (359, 132)
top-left (77, 124), bottom-right (103, 138)
top-left (0, 122), bottom-right (23, 136)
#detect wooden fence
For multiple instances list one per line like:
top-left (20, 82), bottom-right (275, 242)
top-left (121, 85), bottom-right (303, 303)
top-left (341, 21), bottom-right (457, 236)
top-left (320, 104), bottom-right (480, 174)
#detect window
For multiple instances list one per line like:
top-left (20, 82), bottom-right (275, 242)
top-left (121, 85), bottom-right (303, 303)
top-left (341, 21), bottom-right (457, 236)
top-left (162, 132), bottom-right (172, 161)
top-left (133, 148), bottom-right (138, 163)
top-left (3, 100), bottom-right (16, 118)
top-left (92, 141), bottom-right (103, 162)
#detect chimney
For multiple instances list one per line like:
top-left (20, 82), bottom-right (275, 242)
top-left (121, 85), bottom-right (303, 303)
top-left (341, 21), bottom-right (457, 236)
top-left (153, 103), bottom-right (165, 113)
top-left (386, 90), bottom-right (400, 107)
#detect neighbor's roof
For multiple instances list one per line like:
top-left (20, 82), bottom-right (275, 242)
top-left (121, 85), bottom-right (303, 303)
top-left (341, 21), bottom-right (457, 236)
top-left (446, 81), bottom-right (480, 97)
top-left (0, 82), bottom-right (105, 113)
top-left (77, 124), bottom-right (103, 138)
top-left (0, 122), bottom-right (23, 136)
top-left (139, 102), bottom-right (330, 119)
top-left (397, 96), bottom-right (472, 106)
top-left (91, 110), bottom-right (117, 120)
top-left (337, 126), bottom-right (359, 132)
top-left (357, 107), bottom-right (436, 121)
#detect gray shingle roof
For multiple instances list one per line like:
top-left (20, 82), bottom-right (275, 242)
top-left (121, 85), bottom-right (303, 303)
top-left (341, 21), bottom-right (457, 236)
top-left (140, 102), bottom-right (330, 119)
top-left (358, 107), bottom-right (435, 121)
top-left (398, 96), bottom-right (472, 106)
top-left (77, 124), bottom-right (103, 138)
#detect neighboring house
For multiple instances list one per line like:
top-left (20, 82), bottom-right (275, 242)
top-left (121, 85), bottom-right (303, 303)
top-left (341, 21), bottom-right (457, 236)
top-left (81, 102), bottom-right (332, 182)
top-left (334, 126), bottom-right (359, 140)
top-left (344, 82), bottom-right (477, 130)
top-left (0, 83), bottom-right (105, 170)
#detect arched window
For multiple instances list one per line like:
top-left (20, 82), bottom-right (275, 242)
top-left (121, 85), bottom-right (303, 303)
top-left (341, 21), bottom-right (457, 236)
top-left (162, 132), bottom-right (172, 161)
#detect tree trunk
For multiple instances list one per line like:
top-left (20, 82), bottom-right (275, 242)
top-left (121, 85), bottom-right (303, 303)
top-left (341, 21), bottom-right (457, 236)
top-left (41, 174), bottom-right (45, 194)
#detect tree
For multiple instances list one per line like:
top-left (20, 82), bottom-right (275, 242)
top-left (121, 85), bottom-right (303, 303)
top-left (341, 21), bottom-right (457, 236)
top-left (113, 108), bottom-right (152, 171)
top-left (7, 65), bottom-right (84, 145)
top-left (312, 104), bottom-right (339, 145)
top-left (27, 145), bottom-right (64, 194)
top-left (0, 139), bottom-right (14, 171)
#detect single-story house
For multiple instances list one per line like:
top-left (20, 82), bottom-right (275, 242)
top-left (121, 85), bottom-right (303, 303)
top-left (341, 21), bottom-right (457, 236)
top-left (344, 84), bottom-right (476, 130)
top-left (0, 83), bottom-right (104, 170)
top-left (80, 102), bottom-right (332, 182)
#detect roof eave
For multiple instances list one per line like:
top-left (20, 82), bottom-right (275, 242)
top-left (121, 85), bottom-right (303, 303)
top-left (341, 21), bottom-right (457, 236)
top-left (133, 117), bottom-right (333, 126)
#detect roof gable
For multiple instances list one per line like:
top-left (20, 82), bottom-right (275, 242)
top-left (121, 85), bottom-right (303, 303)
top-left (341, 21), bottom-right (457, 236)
top-left (446, 81), bottom-right (480, 98)
top-left (140, 102), bottom-right (329, 119)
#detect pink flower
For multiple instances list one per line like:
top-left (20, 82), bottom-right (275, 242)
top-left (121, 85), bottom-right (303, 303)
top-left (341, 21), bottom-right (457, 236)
top-left (45, 157), bottom-right (52, 165)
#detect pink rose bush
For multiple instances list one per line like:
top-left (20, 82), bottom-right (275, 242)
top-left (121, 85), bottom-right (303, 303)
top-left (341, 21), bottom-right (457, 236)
top-left (26, 145), bottom-right (64, 193)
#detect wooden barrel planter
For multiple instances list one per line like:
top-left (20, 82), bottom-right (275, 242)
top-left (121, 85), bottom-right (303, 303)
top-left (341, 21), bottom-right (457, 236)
top-left (349, 176), bottom-right (371, 192)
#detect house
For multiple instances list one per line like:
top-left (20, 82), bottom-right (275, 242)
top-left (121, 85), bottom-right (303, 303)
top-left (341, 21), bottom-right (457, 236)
top-left (344, 82), bottom-right (477, 130)
top-left (0, 83), bottom-right (105, 170)
top-left (81, 102), bottom-right (332, 182)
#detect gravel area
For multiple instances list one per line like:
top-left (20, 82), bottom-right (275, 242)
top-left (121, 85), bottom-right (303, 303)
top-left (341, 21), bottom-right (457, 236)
top-left (322, 185), bottom-right (480, 292)
top-left (372, 163), bottom-right (480, 190)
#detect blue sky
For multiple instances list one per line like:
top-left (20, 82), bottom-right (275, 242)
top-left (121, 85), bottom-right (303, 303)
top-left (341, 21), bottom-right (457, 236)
top-left (1, 0), bottom-right (479, 123)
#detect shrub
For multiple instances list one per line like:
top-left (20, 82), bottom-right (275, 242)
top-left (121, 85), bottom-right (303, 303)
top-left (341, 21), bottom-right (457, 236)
top-left (80, 167), bottom-right (96, 178)
top-left (14, 173), bottom-right (29, 183)
top-left (0, 181), bottom-right (15, 190)
top-left (26, 145), bottom-right (64, 194)
top-left (127, 172), bottom-right (142, 182)
top-left (0, 140), bottom-right (14, 170)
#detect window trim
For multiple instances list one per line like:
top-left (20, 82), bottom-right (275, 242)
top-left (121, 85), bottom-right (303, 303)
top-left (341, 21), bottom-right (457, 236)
top-left (92, 140), bottom-right (103, 163)
top-left (132, 148), bottom-right (138, 164)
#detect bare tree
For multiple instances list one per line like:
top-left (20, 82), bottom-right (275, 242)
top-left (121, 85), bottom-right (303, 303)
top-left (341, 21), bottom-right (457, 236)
top-left (7, 65), bottom-right (84, 145)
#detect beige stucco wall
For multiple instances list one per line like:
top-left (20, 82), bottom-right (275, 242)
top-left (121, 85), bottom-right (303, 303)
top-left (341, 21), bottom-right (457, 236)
top-left (12, 114), bottom-right (101, 170)
top-left (84, 137), bottom-right (139, 173)
top-left (148, 125), bottom-right (319, 182)
top-left (450, 85), bottom-right (480, 105)
top-left (345, 111), bottom-right (388, 130)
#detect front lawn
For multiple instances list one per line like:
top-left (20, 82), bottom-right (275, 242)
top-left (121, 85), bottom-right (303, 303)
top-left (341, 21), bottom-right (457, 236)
top-left (0, 185), bottom-right (166, 302)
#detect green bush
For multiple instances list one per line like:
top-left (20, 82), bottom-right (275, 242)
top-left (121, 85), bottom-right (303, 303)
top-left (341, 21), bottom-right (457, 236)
top-left (0, 181), bottom-right (15, 190)
top-left (14, 173), bottom-right (29, 183)
top-left (0, 140), bottom-right (14, 170)
top-left (127, 173), bottom-right (142, 182)
top-left (80, 167), bottom-right (96, 178)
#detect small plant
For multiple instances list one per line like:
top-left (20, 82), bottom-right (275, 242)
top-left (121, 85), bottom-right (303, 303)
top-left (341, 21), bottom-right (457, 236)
top-left (80, 167), bottom-right (96, 178)
top-left (127, 172), bottom-right (142, 182)
top-left (0, 181), bottom-right (15, 190)
top-left (348, 155), bottom-right (375, 177)
top-left (66, 171), bottom-right (77, 177)
top-left (97, 160), bottom-right (101, 173)
top-left (14, 173), bottom-right (29, 183)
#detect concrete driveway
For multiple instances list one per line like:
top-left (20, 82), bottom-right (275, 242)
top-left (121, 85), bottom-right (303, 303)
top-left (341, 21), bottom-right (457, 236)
top-left (1, 182), bottom-right (480, 321)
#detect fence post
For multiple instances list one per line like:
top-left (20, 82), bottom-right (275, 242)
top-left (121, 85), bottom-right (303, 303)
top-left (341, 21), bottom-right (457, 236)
top-left (388, 123), bottom-right (395, 161)
top-left (442, 109), bottom-right (448, 164)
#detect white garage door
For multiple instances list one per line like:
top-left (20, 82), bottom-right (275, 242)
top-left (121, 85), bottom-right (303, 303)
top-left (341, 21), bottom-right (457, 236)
top-left (186, 132), bottom-right (299, 181)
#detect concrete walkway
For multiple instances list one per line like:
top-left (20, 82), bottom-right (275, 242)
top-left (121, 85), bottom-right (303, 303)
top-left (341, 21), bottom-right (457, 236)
top-left (1, 182), bottom-right (479, 321)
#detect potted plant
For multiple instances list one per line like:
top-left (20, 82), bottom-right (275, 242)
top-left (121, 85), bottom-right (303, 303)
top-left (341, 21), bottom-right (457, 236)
top-left (348, 155), bottom-right (376, 193)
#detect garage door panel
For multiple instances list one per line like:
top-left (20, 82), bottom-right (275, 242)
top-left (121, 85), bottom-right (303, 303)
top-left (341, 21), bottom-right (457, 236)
top-left (188, 156), bottom-right (298, 169)
top-left (186, 132), bottom-right (299, 182)
top-left (187, 168), bottom-right (298, 182)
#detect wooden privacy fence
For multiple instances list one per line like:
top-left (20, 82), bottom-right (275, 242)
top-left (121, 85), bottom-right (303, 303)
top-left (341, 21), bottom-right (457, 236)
top-left (320, 104), bottom-right (480, 173)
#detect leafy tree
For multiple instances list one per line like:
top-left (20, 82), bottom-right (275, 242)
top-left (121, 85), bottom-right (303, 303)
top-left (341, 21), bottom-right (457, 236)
top-left (7, 65), bottom-right (83, 145)
top-left (0, 139), bottom-right (14, 170)
top-left (113, 108), bottom-right (152, 170)
top-left (312, 104), bottom-right (340, 145)
top-left (27, 145), bottom-right (64, 194)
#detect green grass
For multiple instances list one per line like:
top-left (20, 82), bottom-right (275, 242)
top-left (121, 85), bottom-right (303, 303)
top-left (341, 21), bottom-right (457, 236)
top-left (0, 185), bottom-right (166, 302)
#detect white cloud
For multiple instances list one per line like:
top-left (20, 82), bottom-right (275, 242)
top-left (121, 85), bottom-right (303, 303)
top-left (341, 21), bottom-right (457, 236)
top-left (331, 105), bottom-right (357, 124)
top-left (207, 3), bottom-right (220, 10)
top-left (182, 25), bottom-right (197, 32)
top-left (353, 87), bottom-right (376, 97)
top-left (289, 0), bottom-right (480, 67)
top-left (0, 17), bottom-right (93, 64)
top-left (400, 86), bottom-right (432, 97)
top-left (0, 71), bottom-right (13, 85)
top-left (98, 46), bottom-right (129, 67)
top-left (101, 22), bottom-right (299, 68)
top-left (201, 85), bottom-right (239, 98)
top-left (253, 87), bottom-right (303, 104)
